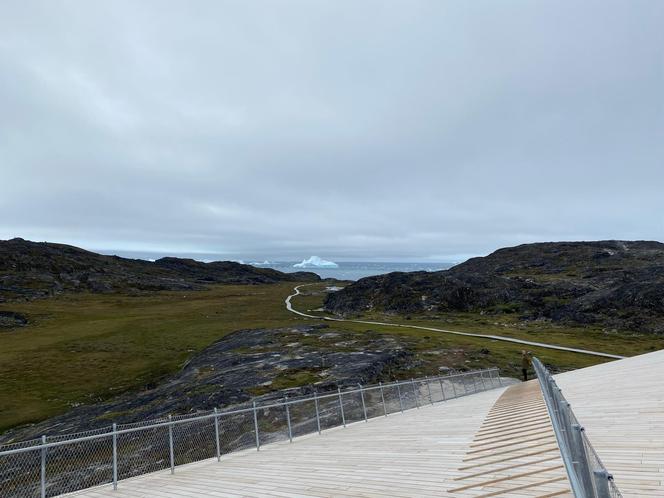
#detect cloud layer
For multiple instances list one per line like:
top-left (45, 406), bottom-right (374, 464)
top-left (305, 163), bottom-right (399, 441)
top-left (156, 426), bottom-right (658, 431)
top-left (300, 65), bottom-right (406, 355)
top-left (1, 0), bottom-right (662, 260)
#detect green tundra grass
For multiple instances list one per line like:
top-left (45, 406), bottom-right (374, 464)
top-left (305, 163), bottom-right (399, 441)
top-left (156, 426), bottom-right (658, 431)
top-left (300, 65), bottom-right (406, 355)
top-left (1, 281), bottom-right (662, 433)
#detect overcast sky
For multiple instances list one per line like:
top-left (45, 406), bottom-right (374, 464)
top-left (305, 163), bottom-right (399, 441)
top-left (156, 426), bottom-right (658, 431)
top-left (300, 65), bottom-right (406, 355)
top-left (1, 1), bottom-right (662, 261)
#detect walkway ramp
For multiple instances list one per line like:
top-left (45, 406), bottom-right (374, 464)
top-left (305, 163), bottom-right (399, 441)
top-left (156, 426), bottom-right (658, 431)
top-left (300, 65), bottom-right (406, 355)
top-left (555, 349), bottom-right (664, 497)
top-left (70, 381), bottom-right (574, 498)
top-left (450, 381), bottom-right (571, 497)
top-left (63, 349), bottom-right (664, 497)
top-left (70, 388), bottom-right (507, 497)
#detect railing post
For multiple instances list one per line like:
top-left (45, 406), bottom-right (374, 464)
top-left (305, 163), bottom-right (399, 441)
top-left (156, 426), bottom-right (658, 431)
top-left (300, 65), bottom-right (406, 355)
top-left (213, 408), bottom-right (221, 462)
top-left (396, 382), bottom-right (404, 413)
top-left (570, 424), bottom-right (596, 496)
top-left (425, 376), bottom-right (433, 405)
top-left (461, 373), bottom-right (469, 395)
top-left (253, 401), bottom-right (260, 451)
top-left (497, 368), bottom-right (502, 387)
top-left (40, 435), bottom-right (46, 498)
top-left (593, 470), bottom-right (613, 498)
top-left (359, 385), bottom-right (368, 422)
top-left (284, 397), bottom-right (293, 442)
top-left (379, 382), bottom-right (387, 416)
top-left (411, 379), bottom-right (419, 409)
top-left (314, 391), bottom-right (321, 434)
top-left (168, 415), bottom-right (174, 474)
top-left (480, 370), bottom-right (488, 391)
top-left (112, 423), bottom-right (118, 490)
top-left (532, 356), bottom-right (618, 498)
top-left (487, 368), bottom-right (495, 387)
top-left (450, 374), bottom-right (458, 398)
top-left (439, 377), bottom-right (447, 401)
top-left (337, 387), bottom-right (346, 427)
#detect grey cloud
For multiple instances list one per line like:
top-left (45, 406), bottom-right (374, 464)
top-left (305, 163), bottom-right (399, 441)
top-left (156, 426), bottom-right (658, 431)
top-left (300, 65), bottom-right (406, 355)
top-left (1, 0), bottom-right (663, 261)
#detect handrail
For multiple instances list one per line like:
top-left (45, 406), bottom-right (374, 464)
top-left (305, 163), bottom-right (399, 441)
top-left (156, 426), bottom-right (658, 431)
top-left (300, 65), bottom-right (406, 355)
top-left (0, 367), bottom-right (502, 497)
top-left (532, 357), bottom-right (622, 498)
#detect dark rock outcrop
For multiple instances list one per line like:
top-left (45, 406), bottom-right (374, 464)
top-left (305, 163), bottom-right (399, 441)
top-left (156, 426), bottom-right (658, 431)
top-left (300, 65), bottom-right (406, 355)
top-left (325, 241), bottom-right (664, 334)
top-left (0, 238), bottom-right (319, 301)
top-left (0, 311), bottom-right (27, 328)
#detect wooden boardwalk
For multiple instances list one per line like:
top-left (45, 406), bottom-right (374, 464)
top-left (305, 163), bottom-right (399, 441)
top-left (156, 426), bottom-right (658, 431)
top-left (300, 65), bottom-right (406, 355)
top-left (67, 349), bottom-right (664, 497)
top-left (70, 388), bottom-right (508, 497)
top-left (69, 381), bottom-right (572, 498)
top-left (555, 349), bottom-right (664, 497)
top-left (450, 381), bottom-right (571, 497)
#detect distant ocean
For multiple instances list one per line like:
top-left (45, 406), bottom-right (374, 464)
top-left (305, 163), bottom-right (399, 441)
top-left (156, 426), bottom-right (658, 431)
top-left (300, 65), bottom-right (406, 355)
top-left (103, 250), bottom-right (456, 282)
top-left (249, 261), bottom-right (455, 281)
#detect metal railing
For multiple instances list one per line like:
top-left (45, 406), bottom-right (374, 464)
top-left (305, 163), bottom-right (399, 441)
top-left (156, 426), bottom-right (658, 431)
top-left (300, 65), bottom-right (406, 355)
top-left (0, 367), bottom-right (501, 497)
top-left (532, 358), bottom-right (622, 498)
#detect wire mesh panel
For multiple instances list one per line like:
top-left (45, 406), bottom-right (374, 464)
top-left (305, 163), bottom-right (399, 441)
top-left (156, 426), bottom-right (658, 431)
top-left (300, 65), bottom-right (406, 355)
top-left (0, 441), bottom-right (41, 498)
top-left (316, 393), bottom-right (343, 431)
top-left (404, 382), bottom-right (415, 407)
top-left (172, 415), bottom-right (216, 467)
top-left (117, 423), bottom-right (170, 481)
top-left (485, 370), bottom-right (498, 388)
top-left (439, 377), bottom-right (455, 400)
top-left (428, 378), bottom-right (444, 403)
top-left (288, 399), bottom-right (318, 438)
top-left (381, 384), bottom-right (396, 414)
top-left (256, 404), bottom-right (289, 446)
top-left (341, 391), bottom-right (365, 425)
top-left (45, 435), bottom-right (113, 496)
top-left (362, 386), bottom-right (386, 418)
top-left (467, 373), bottom-right (480, 394)
top-left (420, 379), bottom-right (434, 406)
top-left (218, 411), bottom-right (256, 454)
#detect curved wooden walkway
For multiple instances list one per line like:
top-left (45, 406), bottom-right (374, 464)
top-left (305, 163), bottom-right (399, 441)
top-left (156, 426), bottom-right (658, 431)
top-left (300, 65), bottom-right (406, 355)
top-left (449, 381), bottom-right (571, 497)
top-left (69, 380), bottom-right (575, 498)
top-left (68, 350), bottom-right (664, 497)
top-left (70, 388), bottom-right (510, 497)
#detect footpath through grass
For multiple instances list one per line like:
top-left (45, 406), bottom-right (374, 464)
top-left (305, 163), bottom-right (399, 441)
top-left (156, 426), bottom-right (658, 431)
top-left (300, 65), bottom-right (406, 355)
top-left (289, 283), bottom-right (664, 374)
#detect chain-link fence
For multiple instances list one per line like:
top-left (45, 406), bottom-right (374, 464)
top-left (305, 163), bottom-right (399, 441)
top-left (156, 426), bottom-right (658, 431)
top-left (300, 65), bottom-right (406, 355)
top-left (0, 368), bottom-right (501, 497)
top-left (532, 358), bottom-right (622, 498)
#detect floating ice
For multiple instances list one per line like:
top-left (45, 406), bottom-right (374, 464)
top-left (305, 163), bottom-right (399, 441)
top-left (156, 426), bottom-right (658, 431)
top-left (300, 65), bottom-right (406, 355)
top-left (293, 256), bottom-right (339, 268)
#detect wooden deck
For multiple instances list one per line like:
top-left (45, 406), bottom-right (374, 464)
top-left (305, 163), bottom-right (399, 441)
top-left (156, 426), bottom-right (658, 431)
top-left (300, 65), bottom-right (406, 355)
top-left (555, 349), bottom-right (664, 497)
top-left (67, 349), bottom-right (664, 497)
top-left (70, 388), bottom-right (508, 497)
top-left (450, 381), bottom-right (572, 497)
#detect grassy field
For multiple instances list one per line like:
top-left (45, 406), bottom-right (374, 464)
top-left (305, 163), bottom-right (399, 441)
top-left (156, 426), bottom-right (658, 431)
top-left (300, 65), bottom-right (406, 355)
top-left (2, 280), bottom-right (662, 433)
top-left (0, 283), bottom-right (302, 432)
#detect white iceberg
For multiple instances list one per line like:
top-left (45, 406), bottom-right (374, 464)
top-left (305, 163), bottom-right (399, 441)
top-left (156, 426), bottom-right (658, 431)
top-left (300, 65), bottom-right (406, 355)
top-left (293, 256), bottom-right (339, 268)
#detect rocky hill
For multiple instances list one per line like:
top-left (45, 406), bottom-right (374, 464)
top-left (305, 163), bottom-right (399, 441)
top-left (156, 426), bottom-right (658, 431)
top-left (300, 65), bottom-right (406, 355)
top-left (0, 238), bottom-right (319, 302)
top-left (0, 324), bottom-right (413, 442)
top-left (325, 241), bottom-right (664, 334)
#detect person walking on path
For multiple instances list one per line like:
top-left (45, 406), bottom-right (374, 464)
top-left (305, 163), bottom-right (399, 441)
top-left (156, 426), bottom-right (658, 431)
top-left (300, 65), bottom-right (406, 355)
top-left (521, 350), bottom-right (532, 381)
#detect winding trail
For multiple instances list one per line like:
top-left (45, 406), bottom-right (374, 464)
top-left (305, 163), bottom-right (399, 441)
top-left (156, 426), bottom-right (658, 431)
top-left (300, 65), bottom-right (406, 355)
top-left (285, 284), bottom-right (625, 360)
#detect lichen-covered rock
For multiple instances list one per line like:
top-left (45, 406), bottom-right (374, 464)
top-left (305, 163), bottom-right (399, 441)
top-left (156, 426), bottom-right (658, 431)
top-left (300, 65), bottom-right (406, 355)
top-left (325, 241), bottom-right (664, 334)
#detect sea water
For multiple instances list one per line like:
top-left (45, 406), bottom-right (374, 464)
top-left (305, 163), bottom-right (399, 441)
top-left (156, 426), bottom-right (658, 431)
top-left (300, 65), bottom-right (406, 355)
top-left (253, 261), bottom-right (454, 281)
